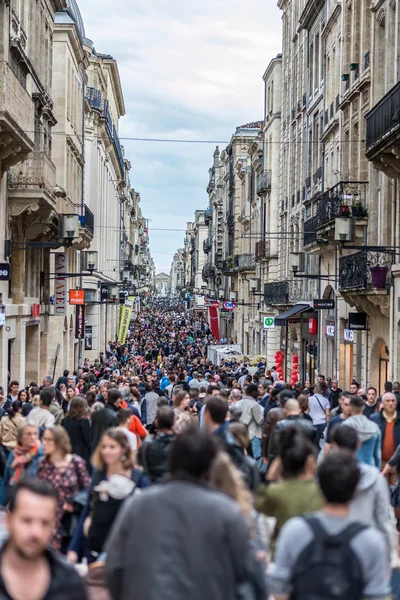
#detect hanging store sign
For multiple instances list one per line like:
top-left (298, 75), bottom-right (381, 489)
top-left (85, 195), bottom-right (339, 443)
top-left (84, 326), bottom-right (93, 350)
top-left (263, 317), bottom-right (276, 329)
top-left (348, 312), bottom-right (368, 330)
top-left (0, 263), bottom-right (10, 281)
top-left (31, 304), bottom-right (40, 318)
top-left (308, 318), bottom-right (318, 335)
top-left (223, 301), bottom-right (236, 311)
top-left (325, 323), bottom-right (335, 338)
top-left (75, 304), bottom-right (85, 340)
top-left (69, 289), bottom-right (85, 305)
top-left (344, 329), bottom-right (355, 343)
top-left (54, 253), bottom-right (67, 316)
top-left (313, 299), bottom-right (335, 310)
top-left (117, 296), bottom-right (135, 345)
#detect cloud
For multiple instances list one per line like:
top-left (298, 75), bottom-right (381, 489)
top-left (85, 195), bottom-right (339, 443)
top-left (78, 0), bottom-right (282, 273)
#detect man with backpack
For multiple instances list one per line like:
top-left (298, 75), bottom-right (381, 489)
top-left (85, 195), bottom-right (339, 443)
top-left (269, 451), bottom-right (390, 599)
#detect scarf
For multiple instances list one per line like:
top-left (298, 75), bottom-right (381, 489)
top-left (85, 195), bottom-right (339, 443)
top-left (10, 442), bottom-right (40, 485)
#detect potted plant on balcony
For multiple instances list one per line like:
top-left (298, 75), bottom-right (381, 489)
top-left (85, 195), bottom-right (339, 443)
top-left (338, 203), bottom-right (351, 217)
top-left (370, 265), bottom-right (388, 289)
top-left (351, 198), bottom-right (367, 218)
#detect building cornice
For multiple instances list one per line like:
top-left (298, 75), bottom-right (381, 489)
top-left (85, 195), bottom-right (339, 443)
top-left (299, 0), bottom-right (324, 30)
top-left (102, 59), bottom-right (126, 118)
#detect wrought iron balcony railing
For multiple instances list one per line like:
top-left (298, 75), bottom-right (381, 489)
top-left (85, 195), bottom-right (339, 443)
top-left (222, 255), bottom-right (239, 275)
top-left (238, 254), bottom-right (256, 271)
top-left (366, 81), bottom-right (400, 153)
top-left (86, 87), bottom-right (103, 111)
top-left (264, 279), bottom-right (303, 305)
top-left (256, 170), bottom-right (272, 195)
top-left (339, 250), bottom-right (392, 292)
top-left (79, 204), bottom-right (94, 235)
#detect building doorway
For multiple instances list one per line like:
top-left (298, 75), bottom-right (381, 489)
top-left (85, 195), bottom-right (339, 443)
top-left (370, 337), bottom-right (390, 394)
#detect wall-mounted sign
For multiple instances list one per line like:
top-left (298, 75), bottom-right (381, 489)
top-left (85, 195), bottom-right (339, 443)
top-left (348, 312), bottom-right (367, 330)
top-left (313, 299), bottom-right (335, 310)
top-left (325, 323), bottom-right (335, 337)
top-left (84, 326), bottom-right (92, 350)
top-left (223, 301), bottom-right (236, 311)
top-left (31, 304), bottom-right (40, 318)
top-left (0, 263), bottom-right (10, 281)
top-left (0, 314), bottom-right (5, 327)
top-left (263, 316), bottom-right (275, 329)
top-left (344, 328), bottom-right (355, 343)
top-left (69, 289), bottom-right (85, 305)
top-left (308, 318), bottom-right (318, 335)
top-left (75, 304), bottom-right (85, 339)
top-left (55, 253), bottom-right (67, 316)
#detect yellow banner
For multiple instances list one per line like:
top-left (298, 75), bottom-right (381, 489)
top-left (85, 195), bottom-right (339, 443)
top-left (117, 296), bottom-right (135, 344)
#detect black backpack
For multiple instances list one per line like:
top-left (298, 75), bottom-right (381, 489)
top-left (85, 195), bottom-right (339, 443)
top-left (290, 516), bottom-right (367, 600)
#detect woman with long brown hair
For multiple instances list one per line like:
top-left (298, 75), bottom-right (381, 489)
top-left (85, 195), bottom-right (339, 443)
top-left (37, 425), bottom-right (90, 552)
top-left (173, 390), bottom-right (195, 433)
top-left (61, 396), bottom-right (91, 465)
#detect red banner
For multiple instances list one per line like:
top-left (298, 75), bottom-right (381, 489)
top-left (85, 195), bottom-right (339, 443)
top-left (208, 306), bottom-right (220, 340)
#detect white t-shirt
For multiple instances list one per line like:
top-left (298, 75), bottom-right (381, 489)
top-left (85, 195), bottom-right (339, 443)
top-left (117, 427), bottom-right (137, 450)
top-left (308, 394), bottom-right (330, 425)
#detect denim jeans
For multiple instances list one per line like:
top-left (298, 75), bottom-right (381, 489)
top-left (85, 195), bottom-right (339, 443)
top-left (250, 436), bottom-right (262, 461)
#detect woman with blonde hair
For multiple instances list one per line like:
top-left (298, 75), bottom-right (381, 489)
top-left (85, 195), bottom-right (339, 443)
top-left (85, 429), bottom-right (149, 558)
top-left (37, 425), bottom-right (90, 552)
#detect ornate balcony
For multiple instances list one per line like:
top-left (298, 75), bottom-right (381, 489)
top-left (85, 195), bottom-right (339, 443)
top-left (255, 240), bottom-right (271, 261)
top-left (264, 279), bottom-right (303, 306)
top-left (339, 250), bottom-right (392, 293)
top-left (202, 263), bottom-right (216, 281)
top-left (366, 81), bottom-right (400, 177)
top-left (222, 255), bottom-right (239, 275)
top-left (203, 238), bottom-right (212, 254)
top-left (204, 207), bottom-right (212, 225)
top-left (238, 254), bottom-right (256, 272)
top-left (0, 62), bottom-right (35, 168)
top-left (256, 170), bottom-right (272, 195)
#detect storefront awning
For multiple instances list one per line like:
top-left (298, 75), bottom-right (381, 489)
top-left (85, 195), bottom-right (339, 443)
top-left (275, 304), bottom-right (312, 326)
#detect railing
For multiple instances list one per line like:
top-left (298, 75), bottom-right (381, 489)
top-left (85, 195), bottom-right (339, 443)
top-left (312, 181), bottom-right (368, 229)
top-left (222, 255), bottom-right (239, 275)
top-left (0, 62), bottom-right (34, 145)
top-left (256, 170), bottom-right (272, 195)
top-left (303, 215), bottom-right (318, 247)
top-left (339, 250), bottom-right (392, 292)
top-left (103, 100), bottom-right (113, 139)
top-left (238, 254), bottom-right (256, 271)
top-left (264, 279), bottom-right (303, 305)
top-left (86, 86), bottom-right (102, 111)
top-left (113, 125), bottom-right (125, 179)
top-left (366, 81), bottom-right (400, 152)
top-left (202, 263), bottom-right (216, 280)
top-left (79, 204), bottom-right (94, 235)
top-left (8, 151), bottom-right (56, 191)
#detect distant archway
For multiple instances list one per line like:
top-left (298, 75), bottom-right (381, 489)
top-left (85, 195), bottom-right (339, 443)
top-left (370, 337), bottom-right (390, 394)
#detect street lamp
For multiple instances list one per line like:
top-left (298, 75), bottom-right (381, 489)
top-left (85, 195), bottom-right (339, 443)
top-left (83, 251), bottom-right (98, 272)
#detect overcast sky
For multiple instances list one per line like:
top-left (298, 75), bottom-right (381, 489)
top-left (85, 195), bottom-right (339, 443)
top-left (79, 0), bottom-right (282, 273)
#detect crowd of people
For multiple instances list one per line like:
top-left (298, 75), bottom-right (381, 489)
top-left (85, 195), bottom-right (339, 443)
top-left (0, 299), bottom-right (398, 599)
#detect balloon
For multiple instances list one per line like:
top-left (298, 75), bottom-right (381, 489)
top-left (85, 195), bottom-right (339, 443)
top-left (292, 355), bottom-right (299, 363)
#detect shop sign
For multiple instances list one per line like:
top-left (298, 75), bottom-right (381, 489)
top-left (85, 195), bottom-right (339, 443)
top-left (0, 313), bottom-right (5, 327)
top-left (75, 304), bottom-right (85, 340)
top-left (0, 263), bottom-right (10, 281)
top-left (223, 301), bottom-right (236, 311)
top-left (348, 312), bottom-right (367, 330)
top-left (344, 329), bottom-right (355, 343)
top-left (54, 253), bottom-right (67, 316)
top-left (31, 304), bottom-right (40, 318)
top-left (69, 289), bottom-right (85, 305)
top-left (308, 318), bottom-right (318, 335)
top-left (325, 324), bottom-right (335, 337)
top-left (84, 326), bottom-right (92, 350)
top-left (263, 317), bottom-right (275, 329)
top-left (313, 299), bottom-right (335, 310)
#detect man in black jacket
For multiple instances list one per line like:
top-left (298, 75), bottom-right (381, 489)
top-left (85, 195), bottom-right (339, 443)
top-left (0, 479), bottom-right (87, 600)
top-left (139, 407), bottom-right (176, 482)
top-left (91, 388), bottom-right (122, 451)
top-left (268, 398), bottom-right (317, 461)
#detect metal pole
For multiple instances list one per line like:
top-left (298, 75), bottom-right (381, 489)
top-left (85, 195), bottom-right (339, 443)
top-left (104, 302), bottom-right (108, 351)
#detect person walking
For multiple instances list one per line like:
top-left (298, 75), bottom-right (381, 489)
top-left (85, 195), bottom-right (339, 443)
top-left (90, 388), bottom-right (122, 452)
top-left (308, 383), bottom-right (330, 444)
top-left (0, 401), bottom-right (25, 459)
top-left (0, 479), bottom-right (88, 600)
top-left (37, 426), bottom-right (90, 552)
top-left (61, 396), bottom-right (92, 465)
top-left (26, 388), bottom-right (56, 430)
top-left (344, 395), bottom-right (382, 468)
top-left (236, 383), bottom-right (264, 463)
top-left (138, 407), bottom-right (176, 482)
top-left (142, 383), bottom-right (159, 428)
top-left (269, 451), bottom-right (390, 599)
top-left (173, 390), bottom-right (195, 433)
top-left (105, 429), bottom-right (259, 600)
top-left (371, 391), bottom-right (400, 485)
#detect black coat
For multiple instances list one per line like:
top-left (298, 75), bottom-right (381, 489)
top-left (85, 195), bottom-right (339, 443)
top-left (139, 433), bottom-right (176, 482)
top-left (61, 416), bottom-right (91, 465)
top-left (0, 547), bottom-right (88, 600)
top-left (90, 404), bottom-right (118, 452)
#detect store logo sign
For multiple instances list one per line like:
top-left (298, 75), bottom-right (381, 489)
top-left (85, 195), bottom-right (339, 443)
top-left (263, 317), bottom-right (275, 329)
top-left (344, 329), bottom-right (355, 343)
top-left (325, 324), bottom-right (335, 337)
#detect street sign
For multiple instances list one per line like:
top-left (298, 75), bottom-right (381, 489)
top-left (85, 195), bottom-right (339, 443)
top-left (349, 312), bottom-right (367, 330)
top-left (313, 299), bottom-right (335, 309)
top-left (223, 301), bottom-right (236, 311)
top-left (263, 316), bottom-right (275, 329)
top-left (0, 263), bottom-right (10, 281)
top-left (69, 289), bottom-right (85, 305)
top-left (55, 253), bottom-right (67, 316)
